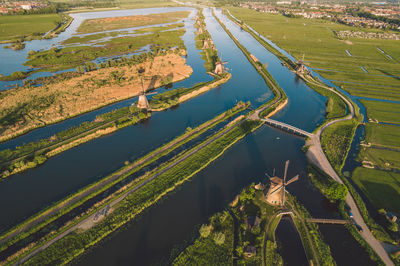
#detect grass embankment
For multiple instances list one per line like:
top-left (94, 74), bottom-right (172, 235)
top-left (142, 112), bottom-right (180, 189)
top-left (212, 10), bottom-right (287, 119)
top-left (76, 11), bottom-right (189, 34)
top-left (0, 50), bottom-right (191, 142)
top-left (150, 73), bottom-right (231, 111)
top-left (0, 103), bottom-right (249, 264)
top-left (0, 106), bottom-right (150, 179)
top-left (19, 119), bottom-right (262, 265)
top-left (0, 14), bottom-right (62, 42)
top-left (195, 9), bottom-right (218, 72)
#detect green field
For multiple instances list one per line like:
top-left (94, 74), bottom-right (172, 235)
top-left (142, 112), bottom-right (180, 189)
top-left (364, 123), bottom-right (400, 149)
top-left (357, 147), bottom-right (400, 170)
top-left (352, 167), bottom-right (400, 214)
top-left (321, 119), bottom-right (358, 172)
top-left (0, 14), bottom-right (62, 41)
top-left (77, 11), bottom-right (189, 34)
top-left (360, 99), bottom-right (400, 124)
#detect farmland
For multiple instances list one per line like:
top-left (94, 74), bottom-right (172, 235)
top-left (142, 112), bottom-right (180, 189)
top-left (0, 14), bottom-right (62, 42)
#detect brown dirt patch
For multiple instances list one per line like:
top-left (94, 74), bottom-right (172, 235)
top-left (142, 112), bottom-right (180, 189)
top-left (0, 52), bottom-right (192, 141)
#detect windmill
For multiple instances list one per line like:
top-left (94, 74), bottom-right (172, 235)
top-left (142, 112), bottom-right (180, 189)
top-left (136, 67), bottom-right (150, 110)
top-left (264, 160), bottom-right (299, 206)
top-left (296, 53), bottom-right (307, 74)
top-left (214, 52), bottom-right (228, 75)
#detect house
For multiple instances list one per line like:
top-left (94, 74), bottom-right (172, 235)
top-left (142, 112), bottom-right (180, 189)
top-left (244, 245), bottom-right (257, 257)
top-left (245, 216), bottom-right (260, 229)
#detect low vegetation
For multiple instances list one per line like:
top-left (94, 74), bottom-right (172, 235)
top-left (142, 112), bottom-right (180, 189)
top-left (77, 11), bottom-right (189, 34)
top-left (351, 168), bottom-right (400, 215)
top-left (360, 99), bottom-right (400, 124)
top-left (321, 118), bottom-right (358, 172)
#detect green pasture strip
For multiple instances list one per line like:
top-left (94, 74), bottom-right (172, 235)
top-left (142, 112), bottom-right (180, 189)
top-left (357, 147), bottom-right (400, 170)
top-left (364, 123), bottom-right (400, 149)
top-left (360, 99), bottom-right (400, 124)
top-left (77, 11), bottom-right (189, 34)
top-left (352, 168), bottom-right (400, 215)
top-left (0, 14), bottom-right (62, 42)
top-left (321, 118), bottom-right (359, 173)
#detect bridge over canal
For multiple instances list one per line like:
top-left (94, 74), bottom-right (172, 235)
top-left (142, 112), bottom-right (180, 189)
top-left (259, 118), bottom-right (314, 138)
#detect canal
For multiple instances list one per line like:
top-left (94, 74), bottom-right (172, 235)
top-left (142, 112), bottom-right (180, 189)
top-left (72, 8), bottom-right (373, 265)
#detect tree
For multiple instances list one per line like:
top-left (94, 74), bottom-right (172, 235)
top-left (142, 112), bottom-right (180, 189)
top-left (325, 183), bottom-right (347, 201)
top-left (199, 224), bottom-right (212, 238)
top-left (388, 222), bottom-right (398, 233)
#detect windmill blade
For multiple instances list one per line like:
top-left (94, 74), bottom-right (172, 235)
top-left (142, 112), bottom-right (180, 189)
top-left (269, 185), bottom-right (283, 195)
top-left (285, 175), bottom-right (299, 186)
top-left (265, 172), bottom-right (272, 179)
top-left (272, 168), bottom-right (276, 176)
top-left (283, 160), bottom-right (289, 183)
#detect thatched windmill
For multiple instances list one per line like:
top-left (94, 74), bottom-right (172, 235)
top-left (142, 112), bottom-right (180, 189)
top-left (214, 53), bottom-right (228, 75)
top-left (136, 67), bottom-right (150, 109)
top-left (265, 160), bottom-right (299, 206)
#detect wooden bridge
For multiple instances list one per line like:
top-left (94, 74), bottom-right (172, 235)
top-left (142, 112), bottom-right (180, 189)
top-left (306, 218), bottom-right (351, 225)
top-left (260, 118), bottom-right (313, 138)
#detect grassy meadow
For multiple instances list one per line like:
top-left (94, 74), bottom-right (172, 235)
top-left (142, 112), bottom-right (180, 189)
top-left (360, 99), bottom-right (400, 124)
top-left (0, 14), bottom-right (62, 41)
top-left (77, 11), bottom-right (189, 33)
top-left (364, 123), bottom-right (400, 149)
top-left (352, 167), bottom-right (400, 214)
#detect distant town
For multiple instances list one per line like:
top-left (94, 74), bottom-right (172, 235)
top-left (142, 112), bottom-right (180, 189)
top-left (0, 1), bottom-right (49, 14)
top-left (239, 1), bottom-right (400, 32)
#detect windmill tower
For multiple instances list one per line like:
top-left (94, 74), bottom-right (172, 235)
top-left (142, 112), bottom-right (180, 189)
top-left (214, 53), bottom-right (228, 75)
top-left (137, 67), bottom-right (150, 110)
top-left (265, 160), bottom-right (299, 206)
top-left (296, 54), bottom-right (307, 74)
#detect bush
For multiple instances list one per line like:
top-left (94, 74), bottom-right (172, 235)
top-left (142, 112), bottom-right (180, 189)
top-left (213, 232), bottom-right (225, 245)
top-left (199, 224), bottom-right (212, 238)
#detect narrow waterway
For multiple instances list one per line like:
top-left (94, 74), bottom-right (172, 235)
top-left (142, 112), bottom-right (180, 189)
top-left (73, 8), bottom-right (373, 265)
top-left (275, 216), bottom-right (308, 266)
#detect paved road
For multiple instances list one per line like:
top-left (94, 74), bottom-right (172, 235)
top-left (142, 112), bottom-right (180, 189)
top-left (303, 77), bottom-right (394, 266)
